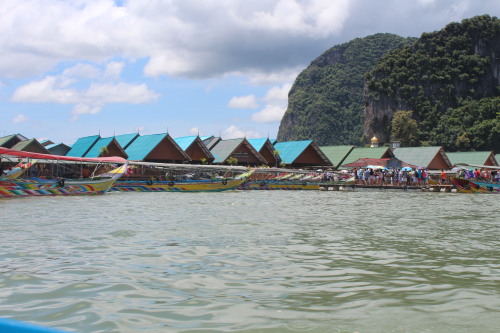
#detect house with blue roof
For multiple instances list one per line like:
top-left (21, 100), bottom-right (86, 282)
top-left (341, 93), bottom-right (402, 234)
top-left (273, 140), bottom-right (332, 167)
top-left (114, 133), bottom-right (139, 150)
top-left (210, 138), bottom-right (267, 165)
top-left (84, 137), bottom-right (128, 158)
top-left (247, 138), bottom-right (281, 166)
top-left (66, 135), bottom-right (100, 157)
top-left (174, 136), bottom-right (214, 163)
top-left (125, 133), bottom-right (190, 162)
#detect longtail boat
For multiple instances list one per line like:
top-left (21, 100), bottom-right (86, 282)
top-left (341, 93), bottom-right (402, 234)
top-left (235, 168), bottom-right (353, 190)
top-left (450, 177), bottom-right (500, 194)
top-left (0, 147), bottom-right (127, 198)
top-left (450, 163), bottom-right (500, 194)
top-left (112, 162), bottom-right (253, 192)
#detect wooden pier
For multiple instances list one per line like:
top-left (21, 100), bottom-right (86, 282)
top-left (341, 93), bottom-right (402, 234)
top-left (318, 184), bottom-right (457, 192)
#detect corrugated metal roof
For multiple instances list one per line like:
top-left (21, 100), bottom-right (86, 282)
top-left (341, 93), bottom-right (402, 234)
top-left (0, 135), bottom-right (15, 147)
top-left (247, 138), bottom-right (268, 152)
top-left (66, 135), bottom-right (100, 157)
top-left (320, 145), bottom-right (355, 168)
top-left (447, 151), bottom-right (497, 166)
top-left (84, 137), bottom-right (114, 158)
top-left (174, 136), bottom-right (197, 151)
top-left (210, 138), bottom-right (244, 163)
top-left (10, 139), bottom-right (50, 154)
top-left (125, 133), bottom-right (167, 161)
top-left (203, 136), bottom-right (221, 150)
top-left (0, 134), bottom-right (28, 148)
top-left (273, 140), bottom-right (313, 164)
top-left (115, 133), bottom-right (139, 150)
top-left (45, 143), bottom-right (71, 156)
top-left (393, 146), bottom-right (445, 168)
top-left (341, 147), bottom-right (392, 166)
top-left (10, 139), bottom-right (35, 151)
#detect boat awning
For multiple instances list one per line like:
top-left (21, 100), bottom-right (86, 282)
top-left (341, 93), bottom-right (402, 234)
top-left (127, 161), bottom-right (248, 172)
top-left (0, 147), bottom-right (127, 164)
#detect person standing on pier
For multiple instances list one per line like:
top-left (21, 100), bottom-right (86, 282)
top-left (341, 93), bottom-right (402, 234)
top-left (440, 170), bottom-right (447, 184)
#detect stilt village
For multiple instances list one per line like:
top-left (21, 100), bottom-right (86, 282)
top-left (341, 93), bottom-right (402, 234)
top-left (1, 132), bottom-right (499, 197)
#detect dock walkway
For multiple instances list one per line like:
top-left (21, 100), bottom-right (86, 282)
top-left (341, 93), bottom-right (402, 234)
top-left (318, 184), bottom-right (456, 192)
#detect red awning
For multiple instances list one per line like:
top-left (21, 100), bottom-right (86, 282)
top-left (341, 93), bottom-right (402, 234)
top-left (0, 147), bottom-right (127, 163)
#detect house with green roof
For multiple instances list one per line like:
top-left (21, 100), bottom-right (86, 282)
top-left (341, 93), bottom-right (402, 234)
top-left (114, 133), bottom-right (139, 150)
top-left (210, 138), bottom-right (267, 165)
top-left (0, 134), bottom-right (28, 149)
top-left (84, 137), bottom-right (128, 159)
top-left (66, 135), bottom-right (100, 157)
top-left (446, 151), bottom-right (498, 167)
top-left (125, 133), bottom-right (190, 162)
top-left (46, 143), bottom-right (71, 156)
top-left (273, 140), bottom-right (331, 167)
top-left (393, 146), bottom-right (451, 170)
top-left (319, 145), bottom-right (355, 169)
top-left (340, 147), bottom-right (393, 168)
top-left (247, 138), bottom-right (281, 166)
top-left (174, 136), bottom-right (214, 163)
top-left (11, 138), bottom-right (50, 154)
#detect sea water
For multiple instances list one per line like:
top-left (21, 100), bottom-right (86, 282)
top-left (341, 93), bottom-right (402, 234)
top-left (0, 191), bottom-right (499, 333)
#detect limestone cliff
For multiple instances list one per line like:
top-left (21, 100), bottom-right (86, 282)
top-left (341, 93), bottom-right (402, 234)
top-left (364, 15), bottom-right (500, 151)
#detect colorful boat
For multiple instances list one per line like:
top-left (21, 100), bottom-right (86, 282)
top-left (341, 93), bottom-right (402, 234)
top-left (237, 180), bottom-right (320, 190)
top-left (236, 168), bottom-right (353, 190)
top-left (0, 147), bottom-right (127, 198)
top-left (450, 177), bottom-right (500, 194)
top-left (112, 162), bottom-right (253, 192)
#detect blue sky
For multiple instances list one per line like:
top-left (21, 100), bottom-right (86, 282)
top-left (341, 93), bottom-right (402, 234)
top-left (1, 0), bottom-right (499, 145)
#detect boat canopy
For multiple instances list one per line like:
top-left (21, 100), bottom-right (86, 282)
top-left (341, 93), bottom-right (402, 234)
top-left (0, 147), bottom-right (127, 164)
top-left (127, 161), bottom-right (248, 172)
top-left (456, 163), bottom-right (500, 170)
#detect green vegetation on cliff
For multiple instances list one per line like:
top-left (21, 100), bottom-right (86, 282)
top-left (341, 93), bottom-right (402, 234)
top-left (365, 15), bottom-right (500, 152)
top-left (277, 33), bottom-right (416, 146)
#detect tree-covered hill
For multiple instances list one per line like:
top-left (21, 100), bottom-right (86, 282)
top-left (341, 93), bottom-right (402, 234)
top-left (277, 33), bottom-right (416, 146)
top-left (364, 15), bottom-right (500, 152)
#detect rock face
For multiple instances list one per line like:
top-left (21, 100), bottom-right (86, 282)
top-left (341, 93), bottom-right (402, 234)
top-left (364, 15), bottom-right (500, 149)
top-left (277, 33), bottom-right (415, 146)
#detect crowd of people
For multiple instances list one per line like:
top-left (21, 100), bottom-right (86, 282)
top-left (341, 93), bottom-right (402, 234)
top-left (351, 167), bottom-right (429, 186)
top-left (457, 168), bottom-right (499, 182)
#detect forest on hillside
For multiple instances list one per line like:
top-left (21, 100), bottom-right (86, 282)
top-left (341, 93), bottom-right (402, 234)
top-left (365, 15), bottom-right (500, 152)
top-left (277, 33), bottom-right (415, 145)
top-left (278, 15), bottom-right (500, 152)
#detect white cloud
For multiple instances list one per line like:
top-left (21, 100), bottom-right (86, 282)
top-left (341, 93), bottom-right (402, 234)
top-left (224, 125), bottom-right (260, 139)
top-left (0, 0), bottom-right (497, 80)
top-left (104, 61), bottom-right (125, 79)
top-left (190, 127), bottom-right (202, 136)
top-left (264, 84), bottom-right (292, 103)
top-left (12, 114), bottom-right (28, 123)
top-left (251, 105), bottom-right (287, 123)
top-left (251, 83), bottom-right (292, 123)
top-left (228, 95), bottom-right (259, 109)
top-left (12, 71), bottom-right (159, 120)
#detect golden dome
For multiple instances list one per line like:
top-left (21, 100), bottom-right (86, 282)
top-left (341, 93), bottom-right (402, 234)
top-left (371, 136), bottom-right (379, 143)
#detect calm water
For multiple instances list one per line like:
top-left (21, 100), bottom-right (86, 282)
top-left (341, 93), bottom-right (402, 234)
top-left (0, 191), bottom-right (499, 333)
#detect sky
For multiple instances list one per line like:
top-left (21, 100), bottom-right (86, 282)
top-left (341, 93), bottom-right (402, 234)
top-left (0, 0), bottom-right (499, 145)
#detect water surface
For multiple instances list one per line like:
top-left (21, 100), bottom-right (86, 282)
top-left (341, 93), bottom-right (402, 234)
top-left (0, 191), bottom-right (499, 332)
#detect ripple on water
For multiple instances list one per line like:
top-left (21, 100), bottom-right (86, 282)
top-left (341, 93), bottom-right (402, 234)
top-left (0, 191), bottom-right (499, 332)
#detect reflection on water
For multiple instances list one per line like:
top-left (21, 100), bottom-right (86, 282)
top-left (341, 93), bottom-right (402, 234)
top-left (0, 191), bottom-right (499, 333)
